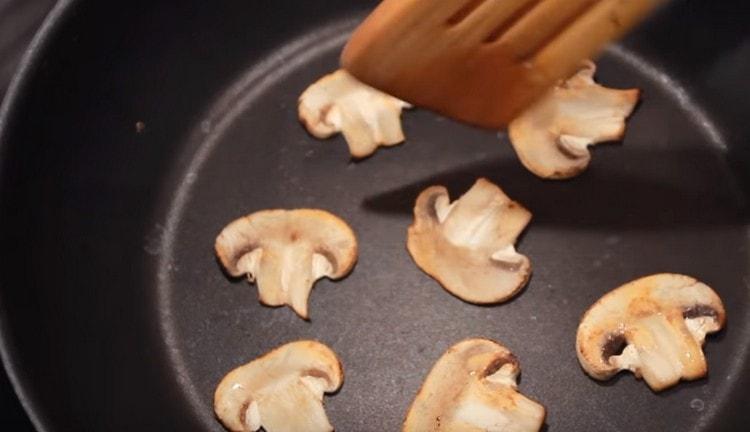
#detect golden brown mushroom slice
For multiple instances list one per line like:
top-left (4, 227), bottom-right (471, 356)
top-left (508, 61), bottom-right (640, 179)
top-left (298, 69), bottom-right (411, 159)
top-left (214, 340), bottom-right (343, 432)
top-left (407, 178), bottom-right (532, 304)
top-left (404, 338), bottom-right (545, 432)
top-left (215, 209), bottom-right (358, 319)
top-left (577, 273), bottom-right (726, 391)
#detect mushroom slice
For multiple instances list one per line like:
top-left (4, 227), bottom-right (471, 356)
top-left (407, 178), bottom-right (532, 304)
top-left (214, 340), bottom-right (343, 432)
top-left (298, 69), bottom-right (411, 158)
top-left (404, 338), bottom-right (545, 432)
top-left (577, 273), bottom-right (726, 391)
top-left (508, 61), bottom-right (640, 179)
top-left (215, 209), bottom-right (358, 319)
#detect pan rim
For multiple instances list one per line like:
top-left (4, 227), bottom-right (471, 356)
top-left (0, 0), bottom-right (78, 431)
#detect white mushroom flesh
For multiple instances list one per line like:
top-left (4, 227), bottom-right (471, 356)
top-left (685, 316), bottom-right (720, 344)
top-left (576, 273), bottom-right (726, 391)
top-left (215, 209), bottom-right (358, 319)
top-left (298, 69), bottom-right (411, 158)
top-left (407, 178), bottom-right (532, 304)
top-left (508, 61), bottom-right (640, 179)
top-left (403, 338), bottom-right (545, 432)
top-left (214, 340), bottom-right (343, 432)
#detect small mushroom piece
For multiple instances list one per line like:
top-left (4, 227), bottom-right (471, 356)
top-left (214, 340), bottom-right (343, 432)
top-left (508, 61), bottom-right (640, 179)
top-left (298, 69), bottom-right (411, 158)
top-left (577, 273), bottom-right (726, 391)
top-left (407, 178), bottom-right (532, 304)
top-left (403, 338), bottom-right (546, 432)
top-left (215, 209), bottom-right (358, 319)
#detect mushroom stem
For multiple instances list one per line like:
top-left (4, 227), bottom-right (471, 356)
top-left (256, 378), bottom-right (333, 432)
top-left (255, 245), bottom-right (328, 318)
top-left (452, 390), bottom-right (545, 432)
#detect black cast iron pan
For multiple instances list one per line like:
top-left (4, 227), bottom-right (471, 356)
top-left (0, 0), bottom-right (749, 430)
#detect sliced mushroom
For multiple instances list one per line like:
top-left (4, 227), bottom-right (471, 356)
top-left (577, 273), bottom-right (726, 391)
top-left (214, 340), bottom-right (343, 432)
top-left (298, 69), bottom-right (411, 158)
top-left (508, 61), bottom-right (640, 179)
top-left (407, 178), bottom-right (532, 304)
top-left (404, 338), bottom-right (545, 432)
top-left (215, 209), bottom-right (358, 319)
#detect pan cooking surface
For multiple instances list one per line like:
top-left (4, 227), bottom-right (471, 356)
top-left (0, 2), bottom-right (748, 431)
top-left (154, 17), bottom-right (749, 432)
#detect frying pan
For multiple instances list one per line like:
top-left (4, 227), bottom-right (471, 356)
top-left (0, 0), bottom-right (748, 430)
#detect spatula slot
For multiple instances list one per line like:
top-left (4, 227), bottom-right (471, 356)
top-left (482, 0), bottom-right (543, 43)
top-left (446, 0), bottom-right (488, 26)
top-left (493, 0), bottom-right (601, 60)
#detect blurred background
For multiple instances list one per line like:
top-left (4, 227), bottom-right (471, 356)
top-left (0, 2), bottom-right (55, 430)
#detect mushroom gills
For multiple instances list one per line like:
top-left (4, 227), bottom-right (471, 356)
top-left (685, 316), bottom-right (720, 344)
top-left (485, 362), bottom-right (520, 388)
top-left (236, 248), bottom-right (263, 282)
top-left (683, 304), bottom-right (721, 344)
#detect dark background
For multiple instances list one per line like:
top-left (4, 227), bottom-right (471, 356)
top-left (0, 2), bottom-right (55, 430)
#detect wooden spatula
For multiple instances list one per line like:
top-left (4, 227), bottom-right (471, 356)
top-left (341, 0), bottom-right (665, 128)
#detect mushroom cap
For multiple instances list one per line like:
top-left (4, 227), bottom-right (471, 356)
top-left (215, 209), bottom-right (358, 319)
top-left (403, 338), bottom-right (546, 432)
top-left (214, 340), bottom-right (343, 432)
top-left (508, 61), bottom-right (640, 179)
top-left (576, 273), bottom-right (726, 391)
top-left (407, 178), bottom-right (532, 304)
top-left (298, 69), bottom-right (411, 159)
